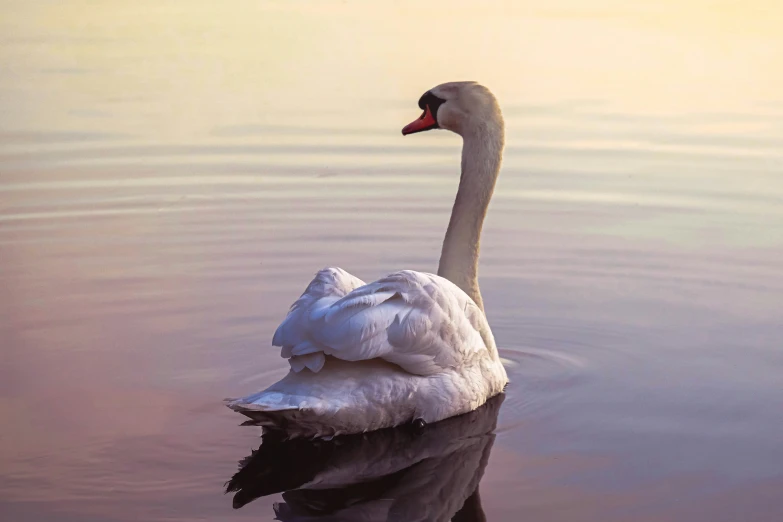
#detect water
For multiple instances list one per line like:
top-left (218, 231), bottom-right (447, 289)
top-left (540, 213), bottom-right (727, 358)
top-left (2, 1), bottom-right (782, 521)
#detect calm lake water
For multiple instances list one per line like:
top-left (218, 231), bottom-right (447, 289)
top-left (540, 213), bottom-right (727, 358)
top-left (2, 1), bottom-right (782, 521)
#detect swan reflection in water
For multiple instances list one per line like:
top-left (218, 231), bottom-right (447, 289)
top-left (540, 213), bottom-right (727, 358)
top-left (226, 394), bottom-right (504, 521)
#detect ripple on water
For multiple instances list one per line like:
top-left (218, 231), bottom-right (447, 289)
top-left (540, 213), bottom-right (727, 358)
top-left (496, 345), bottom-right (591, 430)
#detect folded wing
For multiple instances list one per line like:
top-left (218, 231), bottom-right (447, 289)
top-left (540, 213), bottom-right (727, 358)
top-left (272, 268), bottom-right (494, 376)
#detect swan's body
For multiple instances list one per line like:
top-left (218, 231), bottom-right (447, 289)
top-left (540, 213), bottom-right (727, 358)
top-left (230, 269), bottom-right (506, 437)
top-left (227, 82), bottom-right (509, 438)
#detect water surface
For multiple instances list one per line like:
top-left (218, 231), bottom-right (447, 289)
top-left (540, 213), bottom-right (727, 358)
top-left (2, 2), bottom-right (783, 521)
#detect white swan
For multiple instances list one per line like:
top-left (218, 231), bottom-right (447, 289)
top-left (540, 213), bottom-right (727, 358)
top-left (227, 81), bottom-right (508, 438)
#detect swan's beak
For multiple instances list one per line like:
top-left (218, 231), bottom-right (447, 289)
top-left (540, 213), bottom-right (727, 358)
top-left (402, 106), bottom-right (438, 135)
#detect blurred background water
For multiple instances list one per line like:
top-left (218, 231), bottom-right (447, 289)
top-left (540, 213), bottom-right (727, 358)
top-left (1, 1), bottom-right (782, 521)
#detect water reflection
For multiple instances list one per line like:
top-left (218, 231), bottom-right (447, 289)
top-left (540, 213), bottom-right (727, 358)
top-left (226, 395), bottom-right (504, 521)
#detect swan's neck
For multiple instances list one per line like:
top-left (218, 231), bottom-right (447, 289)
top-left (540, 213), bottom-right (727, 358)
top-left (437, 120), bottom-right (504, 311)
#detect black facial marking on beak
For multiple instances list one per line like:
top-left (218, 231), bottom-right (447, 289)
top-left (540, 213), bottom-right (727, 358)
top-left (418, 91), bottom-right (446, 125)
top-left (402, 91), bottom-right (446, 135)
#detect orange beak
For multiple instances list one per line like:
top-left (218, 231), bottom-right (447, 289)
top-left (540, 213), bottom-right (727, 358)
top-left (402, 106), bottom-right (438, 135)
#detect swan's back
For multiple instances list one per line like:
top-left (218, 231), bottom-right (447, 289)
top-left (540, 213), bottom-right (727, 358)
top-left (273, 268), bottom-right (500, 376)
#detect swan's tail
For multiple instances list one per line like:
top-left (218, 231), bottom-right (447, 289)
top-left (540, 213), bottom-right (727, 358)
top-left (224, 394), bottom-right (304, 433)
top-left (225, 387), bottom-right (350, 439)
top-left (225, 400), bottom-right (287, 424)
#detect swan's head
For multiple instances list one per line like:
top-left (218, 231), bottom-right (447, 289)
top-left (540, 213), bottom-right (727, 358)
top-left (402, 81), bottom-right (501, 137)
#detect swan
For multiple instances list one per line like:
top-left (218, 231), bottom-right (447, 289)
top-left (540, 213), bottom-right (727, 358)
top-left (226, 81), bottom-right (508, 438)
